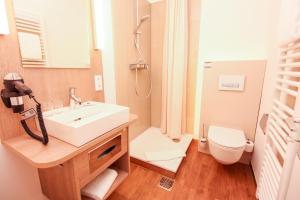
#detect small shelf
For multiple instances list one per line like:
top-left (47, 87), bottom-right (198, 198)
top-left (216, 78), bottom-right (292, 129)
top-left (81, 167), bottom-right (128, 200)
top-left (103, 168), bottom-right (128, 199)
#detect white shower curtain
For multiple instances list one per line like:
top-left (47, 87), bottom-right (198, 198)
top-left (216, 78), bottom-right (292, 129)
top-left (161, 0), bottom-right (188, 140)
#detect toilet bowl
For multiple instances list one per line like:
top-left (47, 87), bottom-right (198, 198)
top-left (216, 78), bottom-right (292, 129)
top-left (208, 126), bottom-right (246, 165)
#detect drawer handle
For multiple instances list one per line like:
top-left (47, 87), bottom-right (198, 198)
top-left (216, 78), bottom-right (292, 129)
top-left (97, 145), bottom-right (116, 160)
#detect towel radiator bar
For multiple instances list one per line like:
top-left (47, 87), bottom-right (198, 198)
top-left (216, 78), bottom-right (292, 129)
top-left (257, 38), bottom-right (300, 200)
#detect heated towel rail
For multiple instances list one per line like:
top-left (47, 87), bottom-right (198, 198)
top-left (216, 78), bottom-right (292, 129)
top-left (257, 38), bottom-right (300, 200)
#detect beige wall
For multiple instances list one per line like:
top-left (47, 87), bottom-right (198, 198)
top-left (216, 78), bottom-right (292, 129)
top-left (200, 61), bottom-right (266, 141)
top-left (0, 1), bottom-right (103, 199)
top-left (150, 1), bottom-right (165, 127)
top-left (186, 0), bottom-right (201, 133)
top-left (111, 0), bottom-right (151, 140)
top-left (194, 0), bottom-right (276, 139)
top-left (150, 0), bottom-right (201, 132)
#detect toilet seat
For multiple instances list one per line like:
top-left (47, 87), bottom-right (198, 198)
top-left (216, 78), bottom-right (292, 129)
top-left (208, 126), bottom-right (246, 148)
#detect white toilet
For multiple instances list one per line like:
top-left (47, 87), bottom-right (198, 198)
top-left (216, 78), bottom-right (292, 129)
top-left (208, 125), bottom-right (246, 165)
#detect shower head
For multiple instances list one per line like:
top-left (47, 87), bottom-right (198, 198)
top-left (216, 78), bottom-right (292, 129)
top-left (135, 15), bottom-right (150, 33)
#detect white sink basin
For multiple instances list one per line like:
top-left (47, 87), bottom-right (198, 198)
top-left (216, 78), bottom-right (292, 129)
top-left (41, 101), bottom-right (130, 147)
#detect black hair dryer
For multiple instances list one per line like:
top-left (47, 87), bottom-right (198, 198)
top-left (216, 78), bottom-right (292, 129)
top-left (1, 73), bottom-right (49, 145)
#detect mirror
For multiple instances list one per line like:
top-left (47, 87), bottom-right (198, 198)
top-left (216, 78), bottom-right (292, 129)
top-left (13, 0), bottom-right (93, 68)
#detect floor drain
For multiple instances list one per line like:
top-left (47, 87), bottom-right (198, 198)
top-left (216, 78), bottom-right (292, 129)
top-left (158, 176), bottom-right (175, 191)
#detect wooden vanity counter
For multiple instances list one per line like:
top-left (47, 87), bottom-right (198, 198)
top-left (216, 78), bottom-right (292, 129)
top-left (2, 114), bottom-right (137, 200)
top-left (3, 114), bottom-right (137, 168)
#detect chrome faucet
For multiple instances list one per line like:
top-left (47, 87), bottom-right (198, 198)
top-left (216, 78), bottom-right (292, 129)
top-left (69, 87), bottom-right (81, 108)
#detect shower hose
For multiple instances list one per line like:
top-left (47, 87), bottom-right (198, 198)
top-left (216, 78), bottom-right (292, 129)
top-left (134, 35), bottom-right (152, 99)
top-left (135, 66), bottom-right (152, 99)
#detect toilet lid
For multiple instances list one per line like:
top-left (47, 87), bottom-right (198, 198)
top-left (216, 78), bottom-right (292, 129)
top-left (208, 126), bottom-right (246, 148)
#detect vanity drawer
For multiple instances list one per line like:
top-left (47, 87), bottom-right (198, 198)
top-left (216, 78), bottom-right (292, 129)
top-left (89, 135), bottom-right (122, 173)
top-left (74, 128), bottom-right (128, 187)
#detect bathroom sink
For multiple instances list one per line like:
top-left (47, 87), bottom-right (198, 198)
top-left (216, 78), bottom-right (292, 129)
top-left (41, 101), bottom-right (130, 147)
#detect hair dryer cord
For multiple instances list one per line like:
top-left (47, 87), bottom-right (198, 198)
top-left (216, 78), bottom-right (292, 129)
top-left (20, 96), bottom-right (49, 145)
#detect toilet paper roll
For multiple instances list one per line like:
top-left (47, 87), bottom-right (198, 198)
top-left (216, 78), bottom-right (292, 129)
top-left (245, 140), bottom-right (254, 152)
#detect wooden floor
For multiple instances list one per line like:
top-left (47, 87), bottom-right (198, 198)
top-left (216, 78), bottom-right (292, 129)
top-left (108, 141), bottom-right (257, 200)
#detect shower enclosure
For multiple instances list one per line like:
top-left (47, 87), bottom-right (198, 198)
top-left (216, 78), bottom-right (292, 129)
top-left (129, 0), bottom-right (193, 177)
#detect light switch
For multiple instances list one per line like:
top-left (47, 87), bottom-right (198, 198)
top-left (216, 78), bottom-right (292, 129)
top-left (94, 75), bottom-right (103, 91)
top-left (219, 75), bottom-right (245, 91)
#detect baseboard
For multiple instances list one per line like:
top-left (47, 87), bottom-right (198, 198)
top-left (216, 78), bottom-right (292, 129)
top-left (130, 157), bottom-right (177, 178)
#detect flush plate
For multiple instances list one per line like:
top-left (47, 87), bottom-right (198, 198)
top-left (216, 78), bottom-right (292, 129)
top-left (219, 75), bottom-right (245, 91)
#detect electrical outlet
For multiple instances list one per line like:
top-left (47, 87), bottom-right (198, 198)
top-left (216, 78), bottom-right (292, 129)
top-left (94, 75), bottom-right (103, 91)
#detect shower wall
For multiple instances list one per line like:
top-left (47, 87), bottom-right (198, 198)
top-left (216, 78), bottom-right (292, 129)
top-left (150, 0), bottom-right (201, 133)
top-left (111, 0), bottom-right (151, 140)
top-left (111, 0), bottom-right (200, 139)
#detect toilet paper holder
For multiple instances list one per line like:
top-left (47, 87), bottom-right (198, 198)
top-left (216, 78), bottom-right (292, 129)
top-left (245, 139), bottom-right (254, 153)
top-left (259, 113), bottom-right (269, 135)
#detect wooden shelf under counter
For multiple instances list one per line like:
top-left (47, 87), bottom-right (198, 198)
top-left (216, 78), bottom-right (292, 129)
top-left (3, 114), bottom-right (137, 200)
top-left (82, 166), bottom-right (129, 200)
